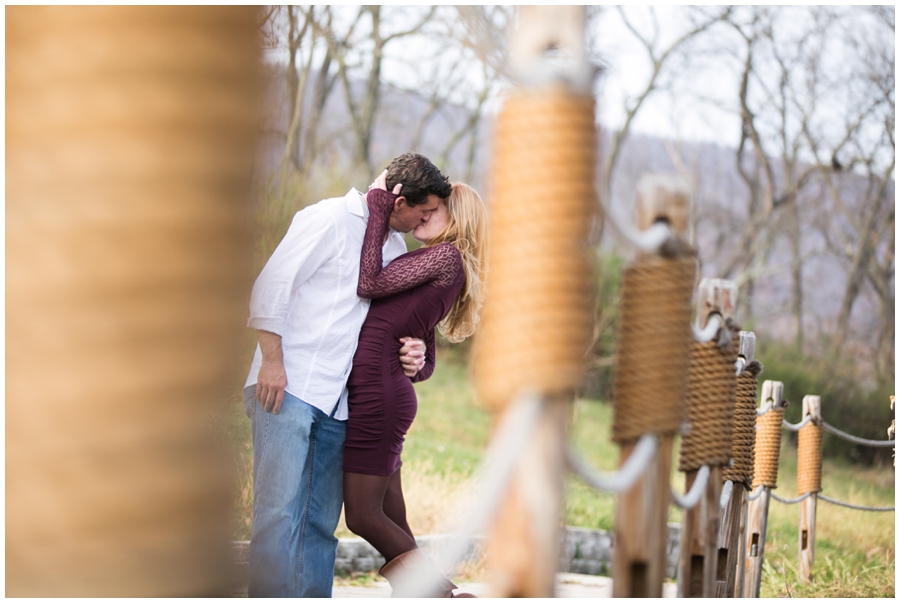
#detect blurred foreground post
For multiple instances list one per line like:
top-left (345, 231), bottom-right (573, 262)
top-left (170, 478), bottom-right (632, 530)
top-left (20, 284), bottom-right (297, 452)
top-left (7, 6), bottom-right (260, 596)
top-left (677, 279), bottom-right (738, 597)
top-left (742, 380), bottom-right (786, 598)
top-left (797, 395), bottom-right (822, 583)
top-left (611, 175), bottom-right (695, 597)
top-left (473, 6), bottom-right (595, 597)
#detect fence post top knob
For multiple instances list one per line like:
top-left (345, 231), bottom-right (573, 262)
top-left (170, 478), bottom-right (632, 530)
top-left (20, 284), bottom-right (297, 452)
top-left (739, 331), bottom-right (756, 362)
top-left (761, 380), bottom-right (786, 408)
top-left (697, 278), bottom-right (737, 326)
top-left (802, 395), bottom-right (822, 419)
top-left (635, 172), bottom-right (691, 236)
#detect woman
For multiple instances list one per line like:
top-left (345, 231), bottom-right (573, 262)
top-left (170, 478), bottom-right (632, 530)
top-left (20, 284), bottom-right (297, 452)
top-left (342, 172), bottom-right (487, 598)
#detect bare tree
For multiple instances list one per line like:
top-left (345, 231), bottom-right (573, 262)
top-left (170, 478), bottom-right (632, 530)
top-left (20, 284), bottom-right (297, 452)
top-left (599, 6), bottom-right (732, 204)
top-left (797, 8), bottom-right (894, 373)
top-left (310, 6), bottom-right (438, 178)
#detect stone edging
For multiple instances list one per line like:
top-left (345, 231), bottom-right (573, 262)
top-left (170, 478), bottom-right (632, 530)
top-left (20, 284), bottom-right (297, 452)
top-left (233, 523), bottom-right (681, 581)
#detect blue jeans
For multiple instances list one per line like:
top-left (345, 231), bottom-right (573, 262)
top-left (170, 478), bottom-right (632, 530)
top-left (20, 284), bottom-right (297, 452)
top-left (243, 386), bottom-right (346, 597)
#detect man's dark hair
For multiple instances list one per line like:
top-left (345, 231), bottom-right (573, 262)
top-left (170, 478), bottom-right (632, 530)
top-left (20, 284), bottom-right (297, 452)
top-left (385, 153), bottom-right (452, 206)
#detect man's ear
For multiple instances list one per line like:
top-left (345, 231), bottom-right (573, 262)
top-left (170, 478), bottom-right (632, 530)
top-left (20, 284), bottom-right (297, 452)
top-left (393, 196), bottom-right (407, 212)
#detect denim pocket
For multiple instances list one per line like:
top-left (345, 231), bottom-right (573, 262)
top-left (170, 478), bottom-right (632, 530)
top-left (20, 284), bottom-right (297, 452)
top-left (243, 385), bottom-right (258, 419)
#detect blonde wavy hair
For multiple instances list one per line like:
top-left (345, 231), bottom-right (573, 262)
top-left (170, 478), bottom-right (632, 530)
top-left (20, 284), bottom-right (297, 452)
top-left (425, 182), bottom-right (488, 343)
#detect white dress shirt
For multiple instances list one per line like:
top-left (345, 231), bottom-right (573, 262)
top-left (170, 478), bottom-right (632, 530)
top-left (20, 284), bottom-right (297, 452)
top-left (244, 188), bottom-right (407, 420)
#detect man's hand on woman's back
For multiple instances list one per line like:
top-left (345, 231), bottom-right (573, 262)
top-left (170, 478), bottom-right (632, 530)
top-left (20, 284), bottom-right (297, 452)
top-left (398, 337), bottom-right (426, 377)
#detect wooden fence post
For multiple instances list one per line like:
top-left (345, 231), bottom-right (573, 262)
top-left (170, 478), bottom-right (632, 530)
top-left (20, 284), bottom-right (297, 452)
top-left (612, 174), bottom-right (693, 597)
top-left (798, 395), bottom-right (822, 583)
top-left (473, 6), bottom-right (594, 597)
top-left (716, 331), bottom-right (756, 597)
top-left (6, 6), bottom-right (259, 596)
top-left (742, 380), bottom-right (786, 598)
top-left (677, 279), bottom-right (736, 598)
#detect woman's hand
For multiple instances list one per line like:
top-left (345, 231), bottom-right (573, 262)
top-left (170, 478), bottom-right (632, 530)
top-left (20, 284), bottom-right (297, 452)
top-left (366, 170), bottom-right (403, 208)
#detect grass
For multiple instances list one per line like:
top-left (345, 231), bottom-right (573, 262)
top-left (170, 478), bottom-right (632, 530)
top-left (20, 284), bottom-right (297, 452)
top-left (758, 447), bottom-right (895, 598)
top-left (228, 353), bottom-right (895, 596)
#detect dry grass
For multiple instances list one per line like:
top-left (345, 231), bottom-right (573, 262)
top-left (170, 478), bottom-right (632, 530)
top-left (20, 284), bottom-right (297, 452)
top-left (334, 459), bottom-right (475, 539)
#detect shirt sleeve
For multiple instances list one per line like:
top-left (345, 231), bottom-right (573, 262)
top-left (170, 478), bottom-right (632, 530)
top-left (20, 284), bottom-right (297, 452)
top-left (357, 189), bottom-right (461, 299)
top-left (247, 206), bottom-right (337, 335)
top-left (410, 328), bottom-right (436, 383)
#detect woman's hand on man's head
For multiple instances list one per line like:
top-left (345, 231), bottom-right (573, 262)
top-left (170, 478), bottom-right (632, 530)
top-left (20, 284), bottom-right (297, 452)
top-left (367, 169), bottom-right (403, 205)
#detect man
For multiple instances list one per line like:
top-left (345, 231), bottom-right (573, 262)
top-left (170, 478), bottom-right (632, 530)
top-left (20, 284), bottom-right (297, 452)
top-left (242, 153), bottom-right (452, 597)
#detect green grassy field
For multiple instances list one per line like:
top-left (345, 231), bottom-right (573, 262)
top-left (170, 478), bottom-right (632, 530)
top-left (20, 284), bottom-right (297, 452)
top-left (228, 355), bottom-right (895, 597)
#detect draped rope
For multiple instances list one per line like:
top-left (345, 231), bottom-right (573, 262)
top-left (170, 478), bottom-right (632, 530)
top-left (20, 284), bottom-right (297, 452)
top-left (770, 491), bottom-right (812, 505)
top-left (782, 415), bottom-right (814, 431)
top-left (821, 422), bottom-right (897, 448)
top-left (818, 495), bottom-right (895, 512)
top-left (565, 434), bottom-right (659, 494)
top-left (671, 465), bottom-right (711, 509)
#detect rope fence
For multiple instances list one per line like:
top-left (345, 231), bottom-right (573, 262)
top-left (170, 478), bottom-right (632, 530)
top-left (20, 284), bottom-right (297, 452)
top-left (395, 278), bottom-right (894, 600)
top-left (382, 11), bottom-right (894, 590)
top-left (387, 255), bottom-right (894, 601)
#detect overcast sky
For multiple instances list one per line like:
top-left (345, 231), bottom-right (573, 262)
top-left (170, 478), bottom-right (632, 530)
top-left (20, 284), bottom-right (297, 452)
top-left (266, 4), bottom-right (893, 165)
top-left (593, 6), bottom-right (741, 146)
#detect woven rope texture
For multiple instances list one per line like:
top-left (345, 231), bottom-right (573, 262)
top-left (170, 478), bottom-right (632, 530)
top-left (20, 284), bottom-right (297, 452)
top-left (797, 422), bottom-right (823, 494)
top-left (678, 335), bottom-right (739, 472)
top-left (752, 408), bottom-right (785, 488)
top-left (473, 90), bottom-right (596, 410)
top-left (723, 366), bottom-right (759, 487)
top-left (7, 7), bottom-right (259, 596)
top-left (611, 254), bottom-right (696, 443)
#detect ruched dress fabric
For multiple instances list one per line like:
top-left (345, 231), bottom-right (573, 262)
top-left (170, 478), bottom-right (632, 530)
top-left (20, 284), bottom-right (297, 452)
top-left (343, 189), bottom-right (464, 476)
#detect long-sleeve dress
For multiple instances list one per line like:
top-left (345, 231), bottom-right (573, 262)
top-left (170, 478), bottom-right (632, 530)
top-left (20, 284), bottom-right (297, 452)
top-left (343, 189), bottom-right (464, 476)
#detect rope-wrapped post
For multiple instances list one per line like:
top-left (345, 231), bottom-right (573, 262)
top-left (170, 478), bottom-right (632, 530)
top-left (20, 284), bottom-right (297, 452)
top-left (717, 331), bottom-right (760, 598)
top-left (741, 380), bottom-right (787, 598)
top-left (7, 7), bottom-right (259, 596)
top-left (472, 6), bottom-right (595, 597)
top-left (797, 395), bottom-right (822, 583)
top-left (610, 174), bottom-right (696, 598)
top-left (677, 279), bottom-right (739, 598)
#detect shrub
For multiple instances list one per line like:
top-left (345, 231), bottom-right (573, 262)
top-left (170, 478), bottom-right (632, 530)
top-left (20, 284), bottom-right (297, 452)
top-left (581, 250), bottom-right (627, 401)
top-left (755, 339), bottom-right (894, 465)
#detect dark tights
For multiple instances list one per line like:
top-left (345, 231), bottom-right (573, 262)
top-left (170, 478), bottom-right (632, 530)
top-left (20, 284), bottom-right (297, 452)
top-left (343, 469), bottom-right (418, 562)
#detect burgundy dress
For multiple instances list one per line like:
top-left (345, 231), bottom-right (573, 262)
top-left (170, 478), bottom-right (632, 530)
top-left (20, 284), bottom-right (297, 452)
top-left (343, 189), bottom-right (464, 476)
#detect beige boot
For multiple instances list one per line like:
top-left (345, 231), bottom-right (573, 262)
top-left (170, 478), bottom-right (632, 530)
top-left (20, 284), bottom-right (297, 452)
top-left (378, 549), bottom-right (476, 598)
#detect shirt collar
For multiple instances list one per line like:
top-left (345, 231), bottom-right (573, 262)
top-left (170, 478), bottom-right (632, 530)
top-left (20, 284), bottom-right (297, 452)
top-left (346, 187), bottom-right (369, 219)
top-left (346, 188), bottom-right (402, 238)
